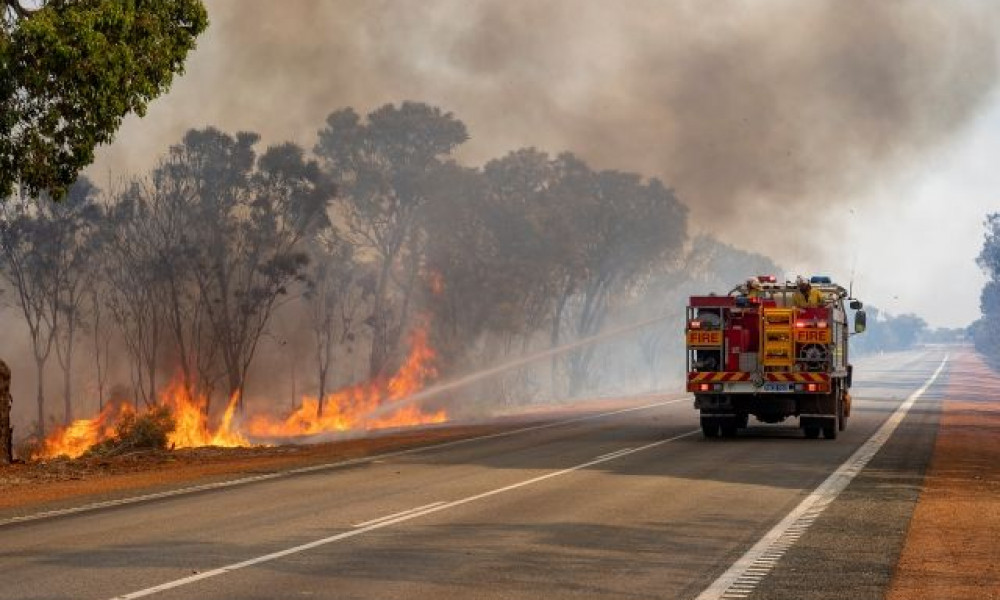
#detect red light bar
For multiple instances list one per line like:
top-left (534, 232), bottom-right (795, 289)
top-left (795, 320), bottom-right (808, 328)
top-left (758, 275), bottom-right (777, 283)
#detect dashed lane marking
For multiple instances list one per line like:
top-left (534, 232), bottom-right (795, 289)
top-left (106, 428), bottom-right (701, 599)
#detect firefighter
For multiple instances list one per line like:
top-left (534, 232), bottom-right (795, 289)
top-left (792, 276), bottom-right (825, 308)
top-left (745, 277), bottom-right (763, 300)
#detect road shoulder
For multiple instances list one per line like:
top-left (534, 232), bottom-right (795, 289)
top-left (887, 349), bottom-right (1000, 599)
top-left (741, 364), bottom-right (945, 600)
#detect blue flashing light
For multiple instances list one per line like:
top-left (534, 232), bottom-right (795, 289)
top-left (810, 275), bottom-right (832, 284)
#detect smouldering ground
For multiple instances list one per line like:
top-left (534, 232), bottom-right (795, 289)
top-left (888, 348), bottom-right (1000, 599)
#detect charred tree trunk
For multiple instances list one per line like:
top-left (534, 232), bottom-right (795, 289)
top-left (34, 355), bottom-right (45, 437)
top-left (316, 363), bottom-right (328, 418)
top-left (549, 277), bottom-right (574, 399)
top-left (0, 360), bottom-right (12, 464)
top-left (315, 325), bottom-right (332, 418)
top-left (61, 319), bottom-right (75, 424)
top-left (368, 260), bottom-right (393, 379)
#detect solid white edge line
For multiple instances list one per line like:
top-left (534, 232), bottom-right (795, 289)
top-left (107, 428), bottom-right (702, 600)
top-left (694, 354), bottom-right (948, 600)
top-left (1, 396), bottom-right (689, 527)
top-left (352, 502), bottom-right (446, 528)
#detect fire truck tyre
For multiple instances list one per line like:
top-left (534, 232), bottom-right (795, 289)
top-left (701, 418), bottom-right (720, 438)
top-left (822, 418), bottom-right (838, 440)
top-left (720, 419), bottom-right (739, 438)
top-left (737, 413), bottom-right (749, 429)
top-left (803, 425), bottom-right (820, 439)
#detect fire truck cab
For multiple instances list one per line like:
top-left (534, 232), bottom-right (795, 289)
top-left (686, 275), bottom-right (866, 439)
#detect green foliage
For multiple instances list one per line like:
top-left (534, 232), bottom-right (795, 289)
top-left (1, 0), bottom-right (208, 199)
top-left (86, 405), bottom-right (175, 456)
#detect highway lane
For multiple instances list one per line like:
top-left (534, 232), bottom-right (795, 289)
top-left (1, 349), bottom-right (948, 600)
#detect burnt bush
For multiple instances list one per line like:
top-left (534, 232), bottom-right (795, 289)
top-left (86, 406), bottom-right (176, 457)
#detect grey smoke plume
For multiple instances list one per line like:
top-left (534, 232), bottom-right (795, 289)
top-left (92, 0), bottom-right (999, 235)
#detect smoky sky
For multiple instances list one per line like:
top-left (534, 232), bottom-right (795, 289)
top-left (91, 0), bottom-right (1000, 238)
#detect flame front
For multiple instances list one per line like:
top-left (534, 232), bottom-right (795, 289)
top-left (35, 402), bottom-right (131, 460)
top-left (33, 382), bottom-right (248, 460)
top-left (162, 379), bottom-right (248, 449)
top-left (33, 322), bottom-right (447, 459)
top-left (248, 325), bottom-right (446, 437)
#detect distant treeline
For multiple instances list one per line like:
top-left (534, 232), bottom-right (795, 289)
top-left (0, 101), bottom-right (787, 435)
top-left (850, 308), bottom-right (963, 355)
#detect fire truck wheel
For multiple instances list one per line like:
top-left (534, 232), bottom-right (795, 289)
top-left (700, 418), bottom-right (720, 438)
top-left (822, 418), bottom-right (838, 439)
top-left (803, 425), bottom-right (820, 439)
top-left (720, 420), bottom-right (739, 438)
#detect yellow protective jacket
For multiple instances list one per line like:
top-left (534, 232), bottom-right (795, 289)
top-left (792, 287), bottom-right (824, 308)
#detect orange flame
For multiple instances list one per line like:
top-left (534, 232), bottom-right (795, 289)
top-left (32, 322), bottom-right (446, 459)
top-left (248, 324), bottom-right (446, 437)
top-left (34, 402), bottom-right (132, 460)
top-left (161, 379), bottom-right (249, 449)
top-left (33, 382), bottom-right (248, 460)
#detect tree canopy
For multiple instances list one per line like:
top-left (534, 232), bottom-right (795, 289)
top-left (1, 0), bottom-right (208, 199)
top-left (972, 214), bottom-right (1000, 358)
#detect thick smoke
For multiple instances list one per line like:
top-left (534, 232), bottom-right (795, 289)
top-left (15, 0), bottom-right (1000, 432)
top-left (91, 0), bottom-right (1000, 238)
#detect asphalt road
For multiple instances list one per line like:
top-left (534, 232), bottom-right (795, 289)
top-left (1, 349), bottom-right (950, 600)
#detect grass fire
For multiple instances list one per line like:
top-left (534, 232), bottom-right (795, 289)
top-left (32, 325), bottom-right (445, 460)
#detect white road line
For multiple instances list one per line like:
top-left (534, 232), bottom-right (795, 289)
top-left (594, 447), bottom-right (634, 461)
top-left (695, 354), bottom-right (948, 600)
top-left (352, 502), bottom-right (445, 528)
top-left (0, 396), bottom-right (688, 527)
top-left (107, 428), bottom-right (701, 600)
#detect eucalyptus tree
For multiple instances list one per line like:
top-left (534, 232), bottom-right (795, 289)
top-left (159, 129), bottom-right (333, 408)
top-left (315, 102), bottom-right (468, 378)
top-left (304, 230), bottom-right (363, 416)
top-left (0, 178), bottom-right (101, 430)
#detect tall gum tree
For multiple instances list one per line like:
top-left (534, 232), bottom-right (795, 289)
top-left (315, 102), bottom-right (468, 379)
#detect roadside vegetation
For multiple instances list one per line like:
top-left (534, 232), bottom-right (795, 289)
top-left (971, 214), bottom-right (1000, 360)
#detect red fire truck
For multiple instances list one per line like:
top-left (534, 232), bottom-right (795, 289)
top-left (686, 276), bottom-right (866, 439)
